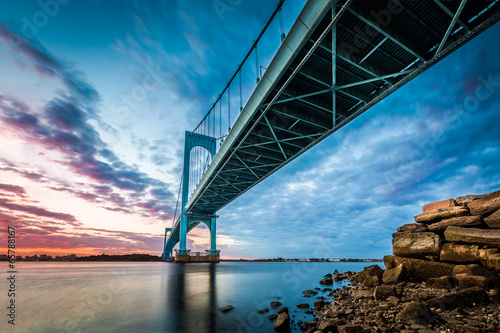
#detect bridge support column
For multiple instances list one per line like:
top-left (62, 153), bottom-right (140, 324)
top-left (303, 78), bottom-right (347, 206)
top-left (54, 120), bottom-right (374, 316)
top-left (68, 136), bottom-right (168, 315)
top-left (162, 227), bottom-right (173, 259)
top-left (178, 212), bottom-right (188, 255)
top-left (209, 217), bottom-right (218, 255)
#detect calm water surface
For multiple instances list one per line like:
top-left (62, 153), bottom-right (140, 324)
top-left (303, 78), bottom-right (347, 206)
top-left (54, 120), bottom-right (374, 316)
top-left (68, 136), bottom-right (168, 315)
top-left (3, 261), bottom-right (371, 332)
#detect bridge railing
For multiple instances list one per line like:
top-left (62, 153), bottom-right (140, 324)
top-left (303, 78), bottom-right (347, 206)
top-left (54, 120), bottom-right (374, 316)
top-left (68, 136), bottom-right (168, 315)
top-left (186, 0), bottom-right (294, 199)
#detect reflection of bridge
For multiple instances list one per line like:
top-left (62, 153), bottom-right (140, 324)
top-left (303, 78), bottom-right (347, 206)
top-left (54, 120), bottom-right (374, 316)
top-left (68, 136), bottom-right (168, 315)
top-left (162, 0), bottom-right (500, 260)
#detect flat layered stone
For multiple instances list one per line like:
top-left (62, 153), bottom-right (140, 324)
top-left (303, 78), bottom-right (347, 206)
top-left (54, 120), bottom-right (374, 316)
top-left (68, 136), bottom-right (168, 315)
top-left (383, 256), bottom-right (455, 282)
top-left (444, 226), bottom-right (500, 247)
top-left (397, 223), bottom-right (428, 233)
top-left (423, 199), bottom-right (457, 212)
top-left (428, 215), bottom-right (482, 232)
top-left (392, 232), bottom-right (441, 258)
top-left (383, 263), bottom-right (406, 284)
top-left (456, 194), bottom-right (485, 206)
top-left (414, 206), bottom-right (469, 224)
top-left (440, 243), bottom-right (479, 262)
top-left (478, 248), bottom-right (500, 270)
top-left (484, 209), bottom-right (500, 228)
top-left (453, 264), bottom-right (496, 279)
top-left (468, 190), bottom-right (500, 216)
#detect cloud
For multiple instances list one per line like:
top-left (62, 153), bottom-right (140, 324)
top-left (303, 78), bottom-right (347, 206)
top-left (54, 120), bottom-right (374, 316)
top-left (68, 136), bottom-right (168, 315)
top-left (0, 183), bottom-right (26, 196)
top-left (0, 22), bottom-right (100, 105)
top-left (0, 197), bottom-right (79, 225)
top-left (0, 23), bottom-right (177, 220)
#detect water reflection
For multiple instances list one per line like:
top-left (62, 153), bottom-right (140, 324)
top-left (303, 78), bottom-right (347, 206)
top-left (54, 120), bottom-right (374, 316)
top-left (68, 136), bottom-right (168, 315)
top-left (167, 264), bottom-right (217, 333)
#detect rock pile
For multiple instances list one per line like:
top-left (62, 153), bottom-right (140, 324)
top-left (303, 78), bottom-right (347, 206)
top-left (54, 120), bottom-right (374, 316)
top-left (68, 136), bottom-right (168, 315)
top-left (295, 189), bottom-right (500, 332)
top-left (387, 189), bottom-right (500, 290)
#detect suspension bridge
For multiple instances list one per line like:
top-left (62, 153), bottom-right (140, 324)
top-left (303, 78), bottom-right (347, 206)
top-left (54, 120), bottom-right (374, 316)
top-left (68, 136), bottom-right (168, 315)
top-left (162, 0), bottom-right (500, 262)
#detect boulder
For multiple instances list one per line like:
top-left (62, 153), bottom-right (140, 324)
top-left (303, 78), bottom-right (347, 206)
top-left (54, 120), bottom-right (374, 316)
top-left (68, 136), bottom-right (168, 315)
top-left (313, 300), bottom-right (326, 309)
top-left (277, 307), bottom-right (288, 314)
top-left (392, 232), bottom-right (441, 258)
top-left (440, 243), bottom-right (479, 262)
top-left (350, 265), bottom-right (383, 287)
top-left (300, 319), bottom-right (318, 331)
top-left (484, 209), bottom-right (500, 228)
top-left (454, 274), bottom-right (491, 289)
top-left (478, 248), bottom-right (500, 270)
top-left (338, 325), bottom-right (364, 333)
top-left (317, 318), bottom-right (341, 331)
top-left (374, 285), bottom-right (396, 301)
top-left (453, 264), bottom-right (496, 279)
top-left (395, 301), bottom-right (433, 325)
top-left (414, 206), bottom-right (469, 224)
top-left (296, 303), bottom-right (309, 309)
top-left (273, 312), bottom-right (290, 332)
top-left (397, 223), bottom-right (428, 233)
top-left (258, 308), bottom-right (269, 314)
top-left (320, 277), bottom-right (333, 285)
top-left (426, 276), bottom-right (455, 289)
top-left (456, 194), bottom-right (485, 206)
top-left (303, 290), bottom-right (317, 296)
top-left (270, 301), bottom-right (282, 308)
top-left (444, 226), bottom-right (500, 247)
top-left (422, 198), bottom-right (458, 212)
top-left (426, 287), bottom-right (489, 310)
top-left (382, 264), bottom-right (406, 284)
top-left (383, 256), bottom-right (455, 282)
top-left (468, 190), bottom-right (500, 216)
top-left (220, 305), bottom-right (234, 313)
top-left (428, 215), bottom-right (482, 232)
top-left (384, 255), bottom-right (398, 269)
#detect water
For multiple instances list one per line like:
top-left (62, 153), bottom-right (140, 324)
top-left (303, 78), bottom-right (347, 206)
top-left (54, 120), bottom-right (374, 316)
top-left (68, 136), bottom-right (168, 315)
top-left (2, 261), bottom-right (373, 332)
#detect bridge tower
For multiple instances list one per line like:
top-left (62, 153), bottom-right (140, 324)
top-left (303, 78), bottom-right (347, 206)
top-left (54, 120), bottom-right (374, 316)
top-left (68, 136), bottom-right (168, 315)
top-left (162, 131), bottom-right (218, 261)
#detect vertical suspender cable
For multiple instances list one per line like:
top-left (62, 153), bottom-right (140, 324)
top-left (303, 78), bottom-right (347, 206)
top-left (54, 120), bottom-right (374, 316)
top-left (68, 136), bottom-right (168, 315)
top-left (228, 85), bottom-right (231, 132)
top-left (239, 69), bottom-right (243, 113)
top-left (255, 44), bottom-right (259, 84)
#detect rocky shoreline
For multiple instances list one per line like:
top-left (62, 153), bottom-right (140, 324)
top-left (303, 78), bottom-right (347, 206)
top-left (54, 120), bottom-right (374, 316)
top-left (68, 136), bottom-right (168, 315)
top-left (264, 189), bottom-right (500, 332)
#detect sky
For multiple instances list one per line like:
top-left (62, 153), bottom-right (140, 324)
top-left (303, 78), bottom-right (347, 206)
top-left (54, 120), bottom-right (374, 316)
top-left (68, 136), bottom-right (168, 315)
top-left (0, 0), bottom-right (499, 259)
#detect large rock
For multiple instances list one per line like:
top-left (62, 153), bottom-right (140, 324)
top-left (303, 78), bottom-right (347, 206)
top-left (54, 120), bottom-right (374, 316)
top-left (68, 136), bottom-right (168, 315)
top-left (382, 263), bottom-right (406, 284)
top-left (456, 194), bottom-right (485, 206)
top-left (397, 223), bottom-right (428, 233)
top-left (484, 209), bottom-right (500, 228)
top-left (454, 274), bottom-right (491, 289)
top-left (468, 190), bottom-right (500, 216)
top-left (423, 198), bottom-right (458, 212)
top-left (478, 248), bottom-right (500, 271)
top-left (414, 206), bottom-right (469, 224)
top-left (317, 318), bottom-right (341, 331)
top-left (426, 287), bottom-right (489, 310)
top-left (440, 243), bottom-right (479, 262)
top-left (392, 232), bottom-right (441, 258)
top-left (350, 265), bottom-right (383, 287)
top-left (374, 285), bottom-right (396, 301)
top-left (467, 191), bottom-right (500, 215)
top-left (338, 325), bottom-right (364, 333)
top-left (427, 215), bottom-right (482, 232)
top-left (383, 256), bottom-right (455, 282)
top-left (426, 276), bottom-right (455, 289)
top-left (444, 226), bottom-right (500, 247)
top-left (453, 264), bottom-right (496, 279)
top-left (395, 301), bottom-right (433, 325)
top-left (273, 312), bottom-right (290, 332)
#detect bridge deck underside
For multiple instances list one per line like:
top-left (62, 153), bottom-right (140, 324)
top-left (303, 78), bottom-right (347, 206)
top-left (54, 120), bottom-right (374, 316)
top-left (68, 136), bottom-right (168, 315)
top-left (186, 0), bottom-right (499, 217)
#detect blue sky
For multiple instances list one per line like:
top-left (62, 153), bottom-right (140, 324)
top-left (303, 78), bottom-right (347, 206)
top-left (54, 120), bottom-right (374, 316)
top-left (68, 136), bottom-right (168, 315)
top-left (0, 0), bottom-right (499, 258)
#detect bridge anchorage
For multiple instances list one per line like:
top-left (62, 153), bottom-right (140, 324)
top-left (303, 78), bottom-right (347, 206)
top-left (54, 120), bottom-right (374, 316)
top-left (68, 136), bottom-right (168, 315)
top-left (163, 132), bottom-right (220, 263)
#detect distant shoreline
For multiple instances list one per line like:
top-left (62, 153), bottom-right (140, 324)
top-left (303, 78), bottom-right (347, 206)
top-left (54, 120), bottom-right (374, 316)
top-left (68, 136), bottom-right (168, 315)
top-left (3, 253), bottom-right (383, 262)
